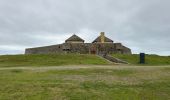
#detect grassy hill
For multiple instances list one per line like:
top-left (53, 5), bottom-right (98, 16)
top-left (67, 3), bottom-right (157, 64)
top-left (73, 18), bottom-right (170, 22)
top-left (0, 54), bottom-right (109, 67)
top-left (0, 54), bottom-right (170, 67)
top-left (0, 65), bottom-right (170, 100)
top-left (112, 54), bottom-right (170, 65)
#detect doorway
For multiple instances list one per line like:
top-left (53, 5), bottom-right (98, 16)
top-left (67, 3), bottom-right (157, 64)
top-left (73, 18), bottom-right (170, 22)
top-left (90, 45), bottom-right (97, 54)
top-left (90, 50), bottom-right (96, 54)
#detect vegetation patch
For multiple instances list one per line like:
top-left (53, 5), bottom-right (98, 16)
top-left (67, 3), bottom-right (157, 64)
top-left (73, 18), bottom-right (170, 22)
top-left (10, 69), bottom-right (23, 73)
top-left (0, 54), bottom-right (109, 67)
top-left (112, 54), bottom-right (170, 65)
top-left (47, 68), bottom-right (134, 76)
top-left (0, 54), bottom-right (169, 67)
top-left (0, 66), bottom-right (169, 100)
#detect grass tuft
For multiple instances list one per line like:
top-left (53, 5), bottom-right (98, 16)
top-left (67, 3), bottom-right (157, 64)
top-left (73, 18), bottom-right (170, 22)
top-left (10, 69), bottom-right (23, 73)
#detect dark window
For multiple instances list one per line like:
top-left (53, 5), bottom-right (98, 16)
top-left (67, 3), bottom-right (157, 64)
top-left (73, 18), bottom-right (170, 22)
top-left (63, 49), bottom-right (70, 51)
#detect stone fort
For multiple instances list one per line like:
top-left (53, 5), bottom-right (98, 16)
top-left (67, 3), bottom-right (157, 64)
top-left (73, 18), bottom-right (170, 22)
top-left (25, 32), bottom-right (132, 54)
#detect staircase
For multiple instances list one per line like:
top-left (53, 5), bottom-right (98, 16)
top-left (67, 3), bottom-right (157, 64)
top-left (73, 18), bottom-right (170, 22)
top-left (98, 54), bottom-right (129, 64)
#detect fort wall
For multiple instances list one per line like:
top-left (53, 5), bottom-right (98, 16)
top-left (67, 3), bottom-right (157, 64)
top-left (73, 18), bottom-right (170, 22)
top-left (25, 33), bottom-right (132, 55)
top-left (25, 43), bottom-right (131, 55)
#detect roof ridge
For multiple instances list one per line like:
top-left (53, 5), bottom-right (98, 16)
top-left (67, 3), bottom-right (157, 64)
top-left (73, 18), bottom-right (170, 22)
top-left (65, 34), bottom-right (84, 42)
top-left (92, 35), bottom-right (113, 43)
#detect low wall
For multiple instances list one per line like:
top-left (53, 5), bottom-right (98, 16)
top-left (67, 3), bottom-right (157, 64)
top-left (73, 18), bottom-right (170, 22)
top-left (25, 44), bottom-right (62, 54)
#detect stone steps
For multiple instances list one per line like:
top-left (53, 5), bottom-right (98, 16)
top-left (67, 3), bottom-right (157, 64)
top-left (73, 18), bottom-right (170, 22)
top-left (98, 54), bottom-right (129, 64)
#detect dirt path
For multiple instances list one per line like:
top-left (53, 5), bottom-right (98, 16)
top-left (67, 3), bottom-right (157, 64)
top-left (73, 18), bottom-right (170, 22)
top-left (0, 65), bottom-right (170, 71)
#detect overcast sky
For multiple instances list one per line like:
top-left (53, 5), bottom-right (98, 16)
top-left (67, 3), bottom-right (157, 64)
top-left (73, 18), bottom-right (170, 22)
top-left (0, 0), bottom-right (170, 55)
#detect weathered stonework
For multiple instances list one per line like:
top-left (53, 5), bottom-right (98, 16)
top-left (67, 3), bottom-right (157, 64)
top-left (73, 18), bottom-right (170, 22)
top-left (25, 32), bottom-right (132, 55)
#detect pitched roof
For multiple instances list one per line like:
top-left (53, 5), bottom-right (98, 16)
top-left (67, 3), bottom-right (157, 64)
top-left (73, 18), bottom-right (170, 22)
top-left (92, 36), bottom-right (113, 43)
top-left (65, 34), bottom-right (84, 42)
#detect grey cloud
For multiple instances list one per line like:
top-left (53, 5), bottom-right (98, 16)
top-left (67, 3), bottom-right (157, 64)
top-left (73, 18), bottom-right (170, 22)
top-left (0, 0), bottom-right (169, 55)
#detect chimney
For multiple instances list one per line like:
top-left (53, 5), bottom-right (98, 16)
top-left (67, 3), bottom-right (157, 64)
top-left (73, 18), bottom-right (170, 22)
top-left (100, 32), bottom-right (105, 43)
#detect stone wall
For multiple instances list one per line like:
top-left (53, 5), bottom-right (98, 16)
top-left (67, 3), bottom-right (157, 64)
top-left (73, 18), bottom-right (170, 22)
top-left (25, 44), bottom-right (63, 54)
top-left (25, 43), bottom-right (131, 54)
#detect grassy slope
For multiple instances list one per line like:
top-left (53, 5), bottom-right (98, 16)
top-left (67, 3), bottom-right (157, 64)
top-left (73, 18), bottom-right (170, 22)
top-left (112, 54), bottom-right (170, 65)
top-left (0, 54), bottom-right (109, 67)
top-left (0, 66), bottom-right (170, 100)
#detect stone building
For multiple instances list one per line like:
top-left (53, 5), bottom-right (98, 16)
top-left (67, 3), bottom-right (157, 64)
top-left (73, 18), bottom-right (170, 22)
top-left (25, 32), bottom-right (132, 54)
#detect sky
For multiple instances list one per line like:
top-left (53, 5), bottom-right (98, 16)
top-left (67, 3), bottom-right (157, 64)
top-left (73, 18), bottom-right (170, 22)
top-left (0, 0), bottom-right (170, 55)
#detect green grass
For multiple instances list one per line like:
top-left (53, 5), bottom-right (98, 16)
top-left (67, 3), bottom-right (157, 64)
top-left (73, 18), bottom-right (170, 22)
top-left (112, 54), bottom-right (170, 65)
top-left (0, 66), bottom-right (170, 100)
top-left (0, 54), bottom-right (109, 67)
top-left (0, 54), bottom-right (169, 99)
top-left (0, 54), bottom-right (169, 67)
